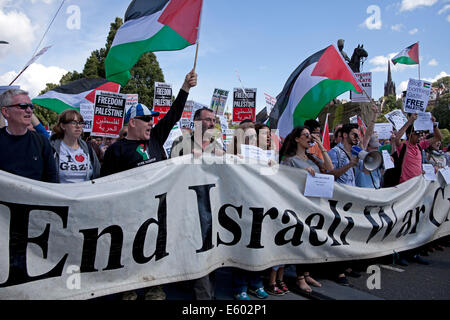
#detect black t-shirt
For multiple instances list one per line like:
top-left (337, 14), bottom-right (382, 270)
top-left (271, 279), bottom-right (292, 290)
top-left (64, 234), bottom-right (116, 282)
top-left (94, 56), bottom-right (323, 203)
top-left (101, 89), bottom-right (188, 177)
top-left (0, 127), bottom-right (58, 182)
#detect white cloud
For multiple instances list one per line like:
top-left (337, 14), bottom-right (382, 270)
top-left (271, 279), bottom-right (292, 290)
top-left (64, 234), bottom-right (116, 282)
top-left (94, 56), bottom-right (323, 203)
top-left (0, 8), bottom-right (38, 59)
top-left (400, 0), bottom-right (438, 12)
top-left (369, 53), bottom-right (417, 72)
top-left (0, 63), bottom-right (67, 98)
top-left (422, 71), bottom-right (449, 83)
top-left (438, 4), bottom-right (450, 14)
top-left (391, 24), bottom-right (404, 31)
top-left (428, 58), bottom-right (438, 66)
top-left (409, 28), bottom-right (419, 34)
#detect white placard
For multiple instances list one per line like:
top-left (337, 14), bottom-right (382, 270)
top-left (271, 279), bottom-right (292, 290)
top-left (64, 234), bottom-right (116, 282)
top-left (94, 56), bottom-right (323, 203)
top-left (423, 164), bottom-right (436, 181)
top-left (414, 112), bottom-right (433, 132)
top-left (240, 144), bottom-right (275, 163)
top-left (304, 173), bottom-right (335, 198)
top-left (350, 72), bottom-right (372, 103)
top-left (79, 103), bottom-right (94, 133)
top-left (349, 115), bottom-right (358, 124)
top-left (374, 123), bottom-right (393, 140)
top-left (125, 94), bottom-right (138, 113)
top-left (439, 167), bottom-right (450, 185)
top-left (385, 110), bottom-right (408, 131)
top-left (382, 150), bottom-right (395, 170)
top-left (404, 79), bottom-right (432, 114)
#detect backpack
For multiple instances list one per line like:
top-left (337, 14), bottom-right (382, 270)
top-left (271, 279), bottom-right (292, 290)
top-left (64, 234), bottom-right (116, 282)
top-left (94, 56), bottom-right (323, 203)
top-left (382, 143), bottom-right (422, 188)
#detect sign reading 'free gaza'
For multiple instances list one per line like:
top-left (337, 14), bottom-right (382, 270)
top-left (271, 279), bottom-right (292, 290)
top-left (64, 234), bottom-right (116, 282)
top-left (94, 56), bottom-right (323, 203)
top-left (403, 79), bottom-right (432, 114)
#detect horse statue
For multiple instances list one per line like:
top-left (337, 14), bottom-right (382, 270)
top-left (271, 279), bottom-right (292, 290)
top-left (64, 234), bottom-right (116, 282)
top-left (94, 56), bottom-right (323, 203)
top-left (348, 44), bottom-right (368, 73)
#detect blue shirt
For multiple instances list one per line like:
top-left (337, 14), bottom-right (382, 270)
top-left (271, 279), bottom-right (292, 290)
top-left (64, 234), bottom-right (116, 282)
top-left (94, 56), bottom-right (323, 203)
top-left (328, 143), bottom-right (360, 186)
top-left (355, 162), bottom-right (382, 188)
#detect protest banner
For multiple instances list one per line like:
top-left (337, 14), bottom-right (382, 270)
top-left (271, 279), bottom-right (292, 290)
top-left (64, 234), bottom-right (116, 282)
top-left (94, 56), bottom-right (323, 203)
top-left (232, 88), bottom-right (256, 123)
top-left (153, 82), bottom-right (172, 125)
top-left (210, 89), bottom-right (229, 117)
top-left (0, 155), bottom-right (449, 299)
top-left (125, 94), bottom-right (138, 114)
top-left (350, 72), bottom-right (372, 103)
top-left (374, 123), bottom-right (393, 140)
top-left (91, 91), bottom-right (126, 138)
top-left (79, 103), bottom-right (94, 133)
top-left (403, 79), bottom-right (432, 114)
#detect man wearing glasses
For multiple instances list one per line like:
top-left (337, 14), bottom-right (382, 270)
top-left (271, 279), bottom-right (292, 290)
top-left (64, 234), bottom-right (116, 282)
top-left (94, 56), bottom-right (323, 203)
top-left (327, 123), bottom-right (360, 186)
top-left (101, 70), bottom-right (197, 178)
top-left (0, 89), bottom-right (58, 182)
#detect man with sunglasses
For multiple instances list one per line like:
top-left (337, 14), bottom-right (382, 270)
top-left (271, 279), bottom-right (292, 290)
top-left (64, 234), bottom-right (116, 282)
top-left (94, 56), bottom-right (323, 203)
top-left (0, 89), bottom-right (58, 182)
top-left (101, 70), bottom-right (197, 178)
top-left (327, 123), bottom-right (361, 186)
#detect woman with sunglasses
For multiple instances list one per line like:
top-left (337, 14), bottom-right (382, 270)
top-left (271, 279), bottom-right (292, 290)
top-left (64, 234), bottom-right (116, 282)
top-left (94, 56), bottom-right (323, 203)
top-left (279, 126), bottom-right (333, 294)
top-left (50, 109), bottom-right (100, 183)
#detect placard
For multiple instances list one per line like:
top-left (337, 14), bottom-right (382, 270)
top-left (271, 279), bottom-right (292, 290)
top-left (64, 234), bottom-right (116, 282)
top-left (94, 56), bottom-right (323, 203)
top-left (153, 82), bottom-right (172, 125)
top-left (382, 150), bottom-right (395, 170)
top-left (79, 103), bottom-right (94, 133)
top-left (404, 79), bottom-right (432, 114)
top-left (92, 91), bottom-right (126, 138)
top-left (439, 167), bottom-right (450, 185)
top-left (210, 89), bottom-right (229, 117)
top-left (232, 88), bottom-right (256, 123)
top-left (350, 72), bottom-right (372, 103)
top-left (414, 112), bottom-right (433, 132)
top-left (304, 173), bottom-right (335, 198)
top-left (385, 109), bottom-right (407, 131)
top-left (374, 123), bottom-right (393, 140)
top-left (125, 94), bottom-right (138, 114)
top-left (423, 164), bottom-right (436, 181)
top-left (264, 92), bottom-right (277, 115)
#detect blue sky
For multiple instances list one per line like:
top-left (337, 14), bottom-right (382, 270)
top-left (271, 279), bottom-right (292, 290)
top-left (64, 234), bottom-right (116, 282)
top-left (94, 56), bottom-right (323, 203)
top-left (0, 0), bottom-right (449, 114)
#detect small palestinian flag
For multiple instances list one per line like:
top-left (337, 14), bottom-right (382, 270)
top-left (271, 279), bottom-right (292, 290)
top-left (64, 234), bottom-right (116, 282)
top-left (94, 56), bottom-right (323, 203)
top-left (105, 0), bottom-right (203, 86)
top-left (423, 82), bottom-right (431, 89)
top-left (392, 42), bottom-right (419, 65)
top-left (268, 45), bottom-right (362, 138)
top-left (32, 78), bottom-right (120, 114)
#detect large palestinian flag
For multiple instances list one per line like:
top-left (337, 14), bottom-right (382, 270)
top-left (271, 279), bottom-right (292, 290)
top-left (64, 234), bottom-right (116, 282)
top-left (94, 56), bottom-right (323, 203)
top-left (269, 45), bottom-right (363, 138)
top-left (32, 78), bottom-right (120, 114)
top-left (392, 42), bottom-right (419, 65)
top-left (105, 0), bottom-right (203, 86)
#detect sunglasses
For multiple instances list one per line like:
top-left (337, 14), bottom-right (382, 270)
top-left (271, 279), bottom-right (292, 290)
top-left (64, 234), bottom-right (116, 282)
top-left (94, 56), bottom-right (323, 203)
top-left (4, 103), bottom-right (34, 110)
top-left (134, 115), bottom-right (153, 122)
top-left (301, 133), bottom-right (311, 138)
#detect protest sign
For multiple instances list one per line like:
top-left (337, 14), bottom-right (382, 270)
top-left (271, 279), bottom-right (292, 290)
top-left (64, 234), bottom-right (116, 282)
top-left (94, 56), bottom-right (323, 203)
top-left (304, 173), bottom-right (335, 198)
top-left (163, 124), bottom-right (183, 157)
top-left (232, 88), bottom-right (256, 123)
top-left (92, 91), bottom-right (126, 138)
top-left (125, 94), bottom-right (138, 114)
top-left (210, 89), bottom-right (229, 117)
top-left (439, 167), bottom-right (450, 185)
top-left (350, 72), bottom-right (372, 103)
top-left (349, 115), bottom-right (358, 124)
top-left (153, 82), bottom-right (172, 125)
top-left (414, 112), bottom-right (434, 132)
top-left (423, 164), bottom-right (436, 181)
top-left (403, 79), bottom-right (432, 114)
top-left (79, 103), bottom-right (94, 133)
top-left (385, 109), bottom-right (408, 131)
top-left (374, 123), bottom-right (393, 140)
top-left (1, 156), bottom-right (447, 299)
top-left (382, 150), bottom-right (395, 170)
top-left (223, 129), bottom-right (234, 148)
top-left (264, 92), bottom-right (276, 115)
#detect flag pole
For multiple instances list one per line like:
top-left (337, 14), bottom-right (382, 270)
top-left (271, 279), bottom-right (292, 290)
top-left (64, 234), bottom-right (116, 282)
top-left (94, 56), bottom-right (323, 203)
top-left (193, 42), bottom-right (199, 72)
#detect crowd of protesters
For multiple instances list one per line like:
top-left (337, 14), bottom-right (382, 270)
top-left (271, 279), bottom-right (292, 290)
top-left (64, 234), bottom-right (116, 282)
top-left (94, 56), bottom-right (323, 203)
top-left (1, 73), bottom-right (449, 300)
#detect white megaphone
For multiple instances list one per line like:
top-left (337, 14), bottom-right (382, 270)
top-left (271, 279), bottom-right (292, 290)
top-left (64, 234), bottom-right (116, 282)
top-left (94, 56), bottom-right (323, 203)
top-left (351, 146), bottom-right (383, 172)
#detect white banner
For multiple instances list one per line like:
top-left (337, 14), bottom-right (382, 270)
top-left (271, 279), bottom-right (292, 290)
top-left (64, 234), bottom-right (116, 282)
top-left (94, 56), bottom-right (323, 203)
top-left (0, 155), bottom-right (449, 300)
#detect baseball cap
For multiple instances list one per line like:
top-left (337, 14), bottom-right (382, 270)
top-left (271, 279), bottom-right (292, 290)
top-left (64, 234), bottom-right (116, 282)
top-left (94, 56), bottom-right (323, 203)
top-left (124, 103), bottom-right (160, 124)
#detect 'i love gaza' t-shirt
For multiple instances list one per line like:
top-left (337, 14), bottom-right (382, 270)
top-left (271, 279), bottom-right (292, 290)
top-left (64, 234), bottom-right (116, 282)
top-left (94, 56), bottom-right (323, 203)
top-left (58, 141), bottom-right (92, 183)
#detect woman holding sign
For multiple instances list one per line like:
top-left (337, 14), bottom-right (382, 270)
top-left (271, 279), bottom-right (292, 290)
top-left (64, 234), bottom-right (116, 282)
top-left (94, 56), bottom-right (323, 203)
top-left (50, 109), bottom-right (101, 183)
top-left (279, 126), bottom-right (333, 293)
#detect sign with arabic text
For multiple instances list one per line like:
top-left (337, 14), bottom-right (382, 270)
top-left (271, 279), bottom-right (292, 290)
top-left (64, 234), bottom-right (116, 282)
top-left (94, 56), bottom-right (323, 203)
top-left (92, 90), bottom-right (126, 138)
top-left (232, 88), bottom-right (256, 123)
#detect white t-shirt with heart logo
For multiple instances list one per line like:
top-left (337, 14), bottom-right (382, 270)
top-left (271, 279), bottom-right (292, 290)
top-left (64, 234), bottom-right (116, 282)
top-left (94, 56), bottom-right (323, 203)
top-left (58, 141), bottom-right (93, 183)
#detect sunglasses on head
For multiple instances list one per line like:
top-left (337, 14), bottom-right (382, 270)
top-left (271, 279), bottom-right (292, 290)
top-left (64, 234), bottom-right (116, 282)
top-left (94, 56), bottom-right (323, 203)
top-left (4, 103), bottom-right (34, 110)
top-left (134, 115), bottom-right (153, 122)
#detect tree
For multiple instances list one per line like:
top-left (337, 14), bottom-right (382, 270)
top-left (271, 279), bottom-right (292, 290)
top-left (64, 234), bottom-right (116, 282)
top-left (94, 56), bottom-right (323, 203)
top-left (432, 92), bottom-right (450, 131)
top-left (36, 17), bottom-right (165, 125)
top-left (376, 94), bottom-right (402, 123)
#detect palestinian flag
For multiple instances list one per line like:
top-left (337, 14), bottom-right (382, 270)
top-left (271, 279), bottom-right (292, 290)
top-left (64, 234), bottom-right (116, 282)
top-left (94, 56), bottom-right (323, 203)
top-left (322, 113), bottom-right (330, 152)
top-left (392, 42), bottom-right (419, 65)
top-left (269, 45), bottom-right (362, 138)
top-left (32, 78), bottom-right (120, 114)
top-left (105, 0), bottom-right (203, 86)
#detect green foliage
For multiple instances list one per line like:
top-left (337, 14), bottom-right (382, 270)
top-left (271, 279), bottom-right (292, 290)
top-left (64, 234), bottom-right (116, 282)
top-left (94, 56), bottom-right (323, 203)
top-left (332, 104), bottom-right (344, 128)
top-left (432, 92), bottom-right (450, 131)
top-left (432, 76), bottom-right (449, 88)
top-left (35, 17), bottom-right (165, 126)
top-left (376, 95), bottom-right (402, 123)
top-left (440, 128), bottom-right (450, 147)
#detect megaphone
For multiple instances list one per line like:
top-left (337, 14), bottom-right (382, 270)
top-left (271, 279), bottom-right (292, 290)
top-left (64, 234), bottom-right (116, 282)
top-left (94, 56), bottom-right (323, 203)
top-left (351, 146), bottom-right (383, 172)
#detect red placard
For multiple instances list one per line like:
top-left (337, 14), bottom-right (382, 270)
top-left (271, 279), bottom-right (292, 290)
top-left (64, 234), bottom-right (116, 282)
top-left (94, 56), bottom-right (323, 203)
top-left (232, 107), bottom-right (255, 123)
